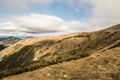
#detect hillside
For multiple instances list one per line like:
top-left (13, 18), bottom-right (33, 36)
top-left (0, 24), bottom-right (120, 79)
top-left (2, 47), bottom-right (120, 80)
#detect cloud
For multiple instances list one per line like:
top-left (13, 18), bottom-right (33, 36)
top-left (87, 0), bottom-right (120, 30)
top-left (0, 13), bottom-right (86, 36)
top-left (0, 0), bottom-right (60, 9)
top-left (0, 0), bottom-right (27, 10)
top-left (11, 13), bottom-right (65, 31)
top-left (0, 0), bottom-right (120, 36)
top-left (0, 21), bottom-right (17, 31)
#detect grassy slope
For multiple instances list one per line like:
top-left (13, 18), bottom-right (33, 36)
top-left (2, 47), bottom-right (120, 80)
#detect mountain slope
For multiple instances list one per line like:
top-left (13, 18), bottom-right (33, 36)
top-left (2, 46), bottom-right (120, 80)
top-left (0, 24), bottom-right (120, 79)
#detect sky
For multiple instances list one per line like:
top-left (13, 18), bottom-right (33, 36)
top-left (0, 0), bottom-right (120, 37)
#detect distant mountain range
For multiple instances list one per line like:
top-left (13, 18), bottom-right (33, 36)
top-left (0, 37), bottom-right (21, 51)
top-left (0, 45), bottom-right (7, 51)
top-left (0, 24), bottom-right (120, 80)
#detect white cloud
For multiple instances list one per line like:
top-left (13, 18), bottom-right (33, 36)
top-left (0, 0), bottom-right (62, 9)
top-left (0, 21), bottom-right (17, 31)
top-left (87, 0), bottom-right (120, 30)
top-left (0, 13), bottom-right (86, 36)
top-left (11, 13), bottom-right (65, 32)
top-left (0, 0), bottom-right (28, 10)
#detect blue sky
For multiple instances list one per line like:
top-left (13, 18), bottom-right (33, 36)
top-left (0, 1), bottom-right (92, 20)
top-left (0, 0), bottom-right (120, 36)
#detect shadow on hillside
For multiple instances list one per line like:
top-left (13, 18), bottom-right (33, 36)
top-left (0, 45), bottom-right (35, 71)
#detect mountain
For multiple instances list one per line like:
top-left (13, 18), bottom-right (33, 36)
top-left (0, 38), bottom-right (8, 41)
top-left (0, 37), bottom-right (21, 46)
top-left (2, 46), bottom-right (120, 80)
top-left (0, 24), bottom-right (120, 80)
top-left (0, 45), bottom-right (7, 51)
top-left (0, 36), bottom-right (19, 41)
top-left (0, 37), bottom-right (21, 51)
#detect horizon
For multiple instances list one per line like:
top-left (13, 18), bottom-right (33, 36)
top-left (0, 0), bottom-right (120, 37)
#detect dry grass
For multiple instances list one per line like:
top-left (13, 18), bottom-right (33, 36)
top-left (2, 47), bottom-right (120, 80)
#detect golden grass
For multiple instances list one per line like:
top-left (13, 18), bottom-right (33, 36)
top-left (2, 47), bottom-right (120, 80)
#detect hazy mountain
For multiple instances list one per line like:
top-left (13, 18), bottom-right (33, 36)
top-left (0, 45), bottom-right (7, 51)
top-left (0, 37), bottom-right (21, 51)
top-left (0, 24), bottom-right (120, 80)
